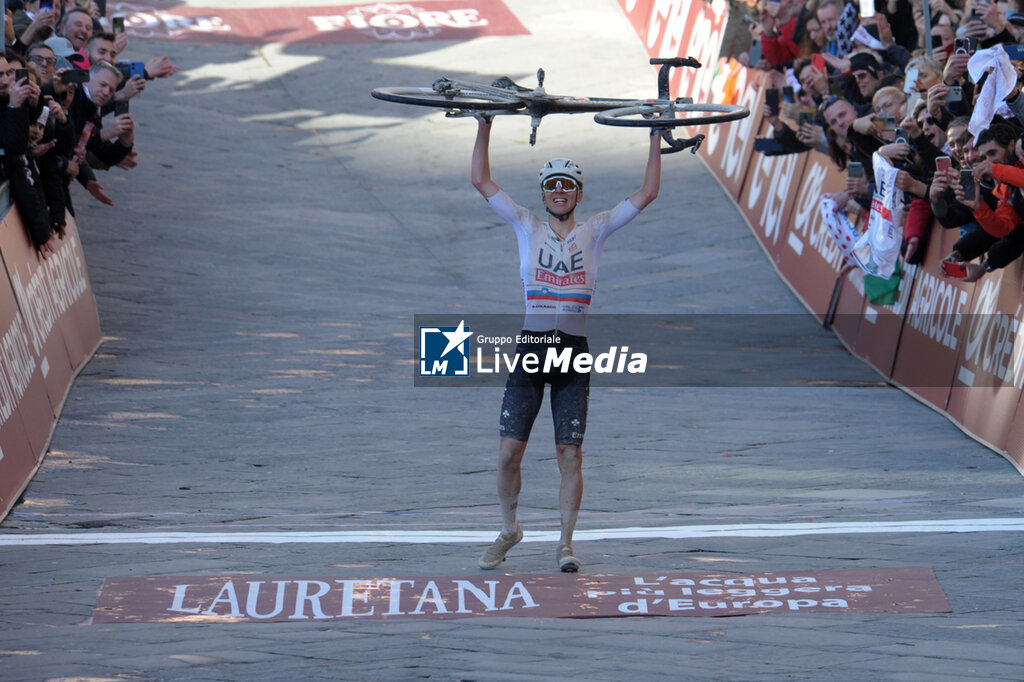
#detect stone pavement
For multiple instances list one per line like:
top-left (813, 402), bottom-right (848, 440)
top-left (0, 1), bottom-right (1022, 680)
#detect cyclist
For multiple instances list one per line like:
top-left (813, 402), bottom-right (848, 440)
top-left (471, 115), bottom-right (661, 572)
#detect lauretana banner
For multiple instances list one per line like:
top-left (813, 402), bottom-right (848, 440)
top-left (616, 0), bottom-right (1024, 475)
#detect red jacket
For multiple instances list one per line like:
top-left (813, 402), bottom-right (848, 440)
top-left (762, 17), bottom-right (801, 66)
top-left (974, 162), bottom-right (1024, 238)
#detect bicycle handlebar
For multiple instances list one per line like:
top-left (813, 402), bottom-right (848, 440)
top-left (649, 57), bottom-right (702, 68)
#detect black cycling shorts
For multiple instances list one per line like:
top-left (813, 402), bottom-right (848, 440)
top-left (499, 331), bottom-right (589, 445)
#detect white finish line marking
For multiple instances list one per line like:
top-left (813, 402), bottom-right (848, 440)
top-left (1, 518), bottom-right (1021, 546)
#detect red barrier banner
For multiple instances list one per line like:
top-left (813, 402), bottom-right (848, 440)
top-left (0, 268), bottom-right (45, 514)
top-left (109, 1), bottom-right (529, 44)
top-left (847, 263), bottom-right (917, 377)
top-left (772, 152), bottom-right (848, 319)
top-left (0, 208), bottom-right (101, 520)
top-left (697, 65), bottom-right (765, 198)
top-left (617, 0), bottom-right (728, 101)
top-left (1002, 392), bottom-right (1024, 472)
top-left (736, 144), bottom-right (806, 264)
top-left (94, 567), bottom-right (949, 623)
top-left (945, 259), bottom-right (1024, 450)
top-left (891, 228), bottom-right (974, 410)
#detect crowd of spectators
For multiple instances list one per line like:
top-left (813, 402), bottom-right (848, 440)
top-left (739, 0), bottom-right (1024, 282)
top-left (0, 0), bottom-right (177, 257)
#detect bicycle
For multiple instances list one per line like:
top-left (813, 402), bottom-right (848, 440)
top-left (370, 57), bottom-right (749, 154)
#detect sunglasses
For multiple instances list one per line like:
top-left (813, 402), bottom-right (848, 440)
top-left (542, 177), bottom-right (579, 192)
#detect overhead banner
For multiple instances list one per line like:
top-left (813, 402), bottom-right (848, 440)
top-left (94, 567), bottom-right (950, 623)
top-left (108, 1), bottom-right (529, 44)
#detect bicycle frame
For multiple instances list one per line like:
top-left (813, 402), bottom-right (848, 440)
top-left (439, 58), bottom-right (710, 153)
top-left (371, 57), bottom-right (747, 153)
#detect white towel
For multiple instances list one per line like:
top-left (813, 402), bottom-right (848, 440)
top-left (968, 45), bottom-right (1018, 141)
top-left (852, 25), bottom-right (886, 51)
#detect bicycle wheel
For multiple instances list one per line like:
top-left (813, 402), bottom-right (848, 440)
top-left (371, 86), bottom-right (525, 112)
top-left (594, 101), bottom-right (749, 127)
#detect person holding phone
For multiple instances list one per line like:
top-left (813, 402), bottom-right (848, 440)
top-left (15, 0), bottom-right (59, 46)
top-left (58, 61), bottom-right (134, 207)
top-left (942, 124), bottom-right (1024, 280)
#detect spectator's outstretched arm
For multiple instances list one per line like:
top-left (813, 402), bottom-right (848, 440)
top-left (471, 117), bottom-right (501, 199)
top-left (627, 131), bottom-right (661, 210)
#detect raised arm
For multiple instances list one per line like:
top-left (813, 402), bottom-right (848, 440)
top-left (627, 131), bottom-right (661, 210)
top-left (471, 117), bottom-right (501, 199)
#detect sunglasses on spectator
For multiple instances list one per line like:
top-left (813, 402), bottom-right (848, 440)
top-left (542, 177), bottom-right (579, 192)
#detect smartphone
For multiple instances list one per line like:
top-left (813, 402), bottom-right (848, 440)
top-left (754, 138), bottom-right (784, 153)
top-left (960, 168), bottom-right (975, 200)
top-left (828, 77), bottom-right (844, 96)
top-left (931, 33), bottom-right (944, 48)
top-left (941, 260), bottom-right (969, 278)
top-left (878, 113), bottom-right (897, 131)
top-left (749, 41), bottom-right (762, 66)
top-left (114, 99), bottom-right (130, 116)
top-left (954, 37), bottom-right (978, 55)
top-left (96, 0), bottom-right (107, 16)
top-left (1004, 43), bottom-right (1024, 60)
top-left (859, 0), bottom-right (875, 17)
top-left (14, 68), bottom-right (28, 83)
top-left (936, 156), bottom-right (951, 173)
top-left (112, 16), bottom-right (125, 34)
top-left (60, 69), bottom-right (91, 84)
top-left (799, 110), bottom-right (815, 126)
top-left (38, 1), bottom-right (53, 11)
top-left (130, 61), bottom-right (145, 79)
top-left (849, 161), bottom-right (864, 178)
top-left (903, 67), bottom-right (919, 94)
top-left (765, 88), bottom-right (780, 115)
top-left (782, 86), bottom-right (795, 104)
top-left (811, 53), bottom-right (826, 74)
top-left (947, 85), bottom-right (963, 102)
top-left (894, 127), bottom-right (910, 145)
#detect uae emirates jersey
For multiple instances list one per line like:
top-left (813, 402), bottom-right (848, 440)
top-left (486, 190), bottom-right (641, 336)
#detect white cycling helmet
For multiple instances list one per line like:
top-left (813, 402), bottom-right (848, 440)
top-left (539, 158), bottom-right (583, 188)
